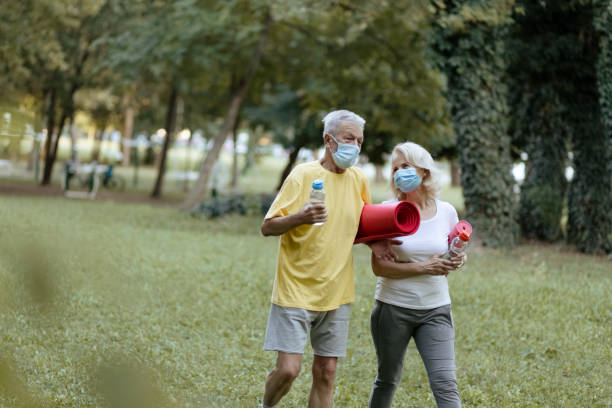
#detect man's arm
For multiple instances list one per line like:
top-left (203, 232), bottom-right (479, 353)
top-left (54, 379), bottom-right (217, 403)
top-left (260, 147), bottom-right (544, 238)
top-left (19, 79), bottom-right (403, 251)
top-left (261, 201), bottom-right (327, 236)
top-left (366, 239), bottom-right (402, 262)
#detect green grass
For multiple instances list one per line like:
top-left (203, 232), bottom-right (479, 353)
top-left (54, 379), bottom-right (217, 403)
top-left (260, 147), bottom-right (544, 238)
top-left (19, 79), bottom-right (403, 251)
top-left (0, 196), bottom-right (609, 407)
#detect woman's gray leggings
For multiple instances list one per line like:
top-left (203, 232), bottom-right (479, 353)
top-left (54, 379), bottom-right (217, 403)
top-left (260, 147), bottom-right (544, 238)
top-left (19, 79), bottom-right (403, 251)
top-left (369, 300), bottom-right (461, 408)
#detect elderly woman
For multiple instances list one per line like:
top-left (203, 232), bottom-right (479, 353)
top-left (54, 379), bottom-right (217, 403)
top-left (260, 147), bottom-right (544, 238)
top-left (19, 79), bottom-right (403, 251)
top-left (368, 142), bottom-right (465, 408)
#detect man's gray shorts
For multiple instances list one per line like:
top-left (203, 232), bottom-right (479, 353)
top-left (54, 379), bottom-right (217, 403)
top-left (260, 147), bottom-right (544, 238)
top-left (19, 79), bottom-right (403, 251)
top-left (264, 303), bottom-right (351, 357)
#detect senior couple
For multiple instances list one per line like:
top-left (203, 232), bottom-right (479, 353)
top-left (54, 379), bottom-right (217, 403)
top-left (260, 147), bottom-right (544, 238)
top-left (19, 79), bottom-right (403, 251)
top-left (260, 110), bottom-right (466, 408)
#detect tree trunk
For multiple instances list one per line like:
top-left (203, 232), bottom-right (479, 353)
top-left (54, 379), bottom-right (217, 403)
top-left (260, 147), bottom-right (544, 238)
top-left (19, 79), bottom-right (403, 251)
top-left (450, 160), bottom-right (461, 187)
top-left (183, 131), bottom-right (193, 193)
top-left (69, 113), bottom-right (78, 161)
top-left (374, 164), bottom-right (385, 184)
top-left (241, 129), bottom-right (257, 176)
top-left (275, 146), bottom-right (301, 191)
top-left (41, 110), bottom-right (67, 185)
top-left (566, 9), bottom-right (611, 254)
top-left (180, 12), bottom-right (272, 210)
top-left (180, 88), bottom-right (245, 209)
top-left (122, 105), bottom-right (134, 166)
top-left (437, 24), bottom-right (519, 248)
top-left (91, 129), bottom-right (102, 162)
top-left (41, 89), bottom-right (57, 186)
top-left (152, 87), bottom-right (178, 198)
top-left (517, 91), bottom-right (567, 242)
top-left (29, 90), bottom-right (52, 173)
top-left (230, 117), bottom-right (241, 189)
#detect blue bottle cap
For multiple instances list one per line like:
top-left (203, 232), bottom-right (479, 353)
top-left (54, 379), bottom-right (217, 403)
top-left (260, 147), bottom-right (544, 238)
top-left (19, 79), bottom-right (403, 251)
top-left (312, 179), bottom-right (324, 190)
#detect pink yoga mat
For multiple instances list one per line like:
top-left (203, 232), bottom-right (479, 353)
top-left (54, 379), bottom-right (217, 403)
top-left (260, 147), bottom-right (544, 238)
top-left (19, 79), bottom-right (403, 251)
top-left (354, 201), bottom-right (421, 244)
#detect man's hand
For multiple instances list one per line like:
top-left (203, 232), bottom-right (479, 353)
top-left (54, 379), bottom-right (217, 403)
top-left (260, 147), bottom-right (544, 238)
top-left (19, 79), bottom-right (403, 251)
top-left (368, 239), bottom-right (402, 262)
top-left (298, 201), bottom-right (327, 225)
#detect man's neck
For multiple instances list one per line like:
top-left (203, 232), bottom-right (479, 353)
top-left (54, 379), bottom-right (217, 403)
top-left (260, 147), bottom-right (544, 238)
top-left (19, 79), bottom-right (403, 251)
top-left (319, 153), bottom-right (346, 174)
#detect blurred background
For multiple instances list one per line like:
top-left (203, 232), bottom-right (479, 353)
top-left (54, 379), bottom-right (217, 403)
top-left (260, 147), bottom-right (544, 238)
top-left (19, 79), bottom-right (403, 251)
top-left (1, 0), bottom-right (610, 252)
top-left (0, 1), bottom-right (610, 407)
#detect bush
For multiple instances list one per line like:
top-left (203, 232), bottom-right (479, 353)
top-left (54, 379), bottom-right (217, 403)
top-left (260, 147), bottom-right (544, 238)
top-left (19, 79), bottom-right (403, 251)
top-left (190, 192), bottom-right (276, 219)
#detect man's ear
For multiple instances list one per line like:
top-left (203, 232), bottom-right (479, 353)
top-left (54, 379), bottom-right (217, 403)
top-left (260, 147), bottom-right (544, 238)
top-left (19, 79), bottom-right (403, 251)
top-left (323, 133), bottom-right (331, 148)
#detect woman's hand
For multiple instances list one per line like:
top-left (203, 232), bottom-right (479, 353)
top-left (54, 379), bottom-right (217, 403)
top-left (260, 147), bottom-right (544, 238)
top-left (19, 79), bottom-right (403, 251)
top-left (443, 253), bottom-right (467, 276)
top-left (451, 253), bottom-right (467, 269)
top-left (421, 254), bottom-right (462, 275)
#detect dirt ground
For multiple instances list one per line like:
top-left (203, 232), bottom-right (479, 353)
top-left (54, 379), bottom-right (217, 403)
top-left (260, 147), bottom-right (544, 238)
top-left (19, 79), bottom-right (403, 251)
top-left (0, 179), bottom-right (183, 206)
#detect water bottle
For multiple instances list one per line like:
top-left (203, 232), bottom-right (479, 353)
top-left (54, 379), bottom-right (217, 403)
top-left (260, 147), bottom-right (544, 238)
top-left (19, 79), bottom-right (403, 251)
top-left (443, 231), bottom-right (470, 259)
top-left (310, 179), bottom-right (325, 226)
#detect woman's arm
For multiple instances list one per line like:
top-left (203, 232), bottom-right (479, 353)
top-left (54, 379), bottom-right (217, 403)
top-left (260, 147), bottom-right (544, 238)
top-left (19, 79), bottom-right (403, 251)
top-left (371, 253), bottom-right (461, 279)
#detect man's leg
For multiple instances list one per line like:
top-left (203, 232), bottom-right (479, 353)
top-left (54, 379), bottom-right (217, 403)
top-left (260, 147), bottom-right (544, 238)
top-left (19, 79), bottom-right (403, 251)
top-left (308, 355), bottom-right (337, 408)
top-left (308, 303), bottom-right (351, 407)
top-left (264, 352), bottom-right (303, 407)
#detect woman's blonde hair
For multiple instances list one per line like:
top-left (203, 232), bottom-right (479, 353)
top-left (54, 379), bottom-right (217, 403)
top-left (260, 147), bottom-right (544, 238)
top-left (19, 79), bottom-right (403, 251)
top-left (390, 141), bottom-right (441, 202)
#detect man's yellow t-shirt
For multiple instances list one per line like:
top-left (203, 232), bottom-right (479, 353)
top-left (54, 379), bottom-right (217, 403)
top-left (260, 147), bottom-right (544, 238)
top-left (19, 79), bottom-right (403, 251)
top-left (264, 161), bottom-right (371, 311)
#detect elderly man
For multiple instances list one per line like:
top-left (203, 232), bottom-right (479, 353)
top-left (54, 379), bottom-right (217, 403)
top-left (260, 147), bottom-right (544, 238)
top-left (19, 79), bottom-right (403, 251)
top-left (260, 110), bottom-right (394, 408)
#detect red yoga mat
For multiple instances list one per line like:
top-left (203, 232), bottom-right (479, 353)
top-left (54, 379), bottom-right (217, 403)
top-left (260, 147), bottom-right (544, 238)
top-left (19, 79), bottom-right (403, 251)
top-left (354, 201), bottom-right (421, 244)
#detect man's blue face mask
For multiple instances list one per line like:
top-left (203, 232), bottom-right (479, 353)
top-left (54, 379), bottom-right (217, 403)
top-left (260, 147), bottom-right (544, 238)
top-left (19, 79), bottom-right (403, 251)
top-left (393, 167), bottom-right (422, 193)
top-left (328, 133), bottom-right (360, 169)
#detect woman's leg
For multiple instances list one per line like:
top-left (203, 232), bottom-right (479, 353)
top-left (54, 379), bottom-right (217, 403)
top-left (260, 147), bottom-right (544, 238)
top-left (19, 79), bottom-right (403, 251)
top-left (368, 301), bottom-right (413, 408)
top-left (413, 305), bottom-right (461, 408)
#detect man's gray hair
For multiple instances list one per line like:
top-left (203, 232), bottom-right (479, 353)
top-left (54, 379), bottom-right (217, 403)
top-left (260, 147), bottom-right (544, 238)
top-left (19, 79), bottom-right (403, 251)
top-left (322, 110), bottom-right (366, 138)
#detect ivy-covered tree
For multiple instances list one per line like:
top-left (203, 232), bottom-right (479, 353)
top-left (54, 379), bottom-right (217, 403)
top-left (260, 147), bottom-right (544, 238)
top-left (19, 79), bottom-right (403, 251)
top-left (595, 3), bottom-right (612, 253)
top-left (508, 1), bottom-right (572, 242)
top-left (432, 0), bottom-right (519, 248)
top-left (564, 0), bottom-right (612, 254)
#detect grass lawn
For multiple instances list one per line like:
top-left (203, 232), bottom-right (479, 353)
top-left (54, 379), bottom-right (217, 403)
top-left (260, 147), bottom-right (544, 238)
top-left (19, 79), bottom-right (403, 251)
top-left (0, 195), bottom-right (609, 407)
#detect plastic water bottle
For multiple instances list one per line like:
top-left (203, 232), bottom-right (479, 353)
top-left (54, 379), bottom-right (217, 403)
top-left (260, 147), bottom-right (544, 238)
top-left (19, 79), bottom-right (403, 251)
top-left (443, 231), bottom-right (470, 259)
top-left (310, 179), bottom-right (325, 226)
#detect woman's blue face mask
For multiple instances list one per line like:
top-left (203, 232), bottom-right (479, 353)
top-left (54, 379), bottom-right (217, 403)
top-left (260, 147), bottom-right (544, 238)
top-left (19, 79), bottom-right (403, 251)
top-left (393, 167), bottom-right (422, 193)
top-left (329, 133), bottom-right (360, 169)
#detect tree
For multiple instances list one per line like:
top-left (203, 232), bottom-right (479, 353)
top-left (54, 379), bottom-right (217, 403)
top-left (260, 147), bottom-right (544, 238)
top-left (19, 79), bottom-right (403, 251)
top-left (180, 3), bottom-right (273, 209)
top-left (100, 0), bottom-right (207, 197)
top-left (432, 0), bottom-right (519, 248)
top-left (243, 86), bottom-right (323, 190)
top-left (240, 0), bottom-right (453, 192)
top-left (0, 0), bottom-right (126, 185)
top-left (564, 0), bottom-right (612, 254)
top-left (508, 1), bottom-right (572, 242)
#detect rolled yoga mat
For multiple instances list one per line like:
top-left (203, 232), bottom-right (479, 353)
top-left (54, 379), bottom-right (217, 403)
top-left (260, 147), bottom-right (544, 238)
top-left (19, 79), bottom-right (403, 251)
top-left (354, 201), bottom-right (421, 244)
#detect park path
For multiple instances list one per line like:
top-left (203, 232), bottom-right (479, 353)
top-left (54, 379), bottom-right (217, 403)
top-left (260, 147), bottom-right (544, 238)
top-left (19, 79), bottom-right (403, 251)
top-left (0, 180), bottom-right (182, 206)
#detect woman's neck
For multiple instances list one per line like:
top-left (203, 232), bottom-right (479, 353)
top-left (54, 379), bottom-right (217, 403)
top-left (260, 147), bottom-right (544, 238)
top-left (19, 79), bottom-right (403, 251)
top-left (400, 189), bottom-right (433, 210)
